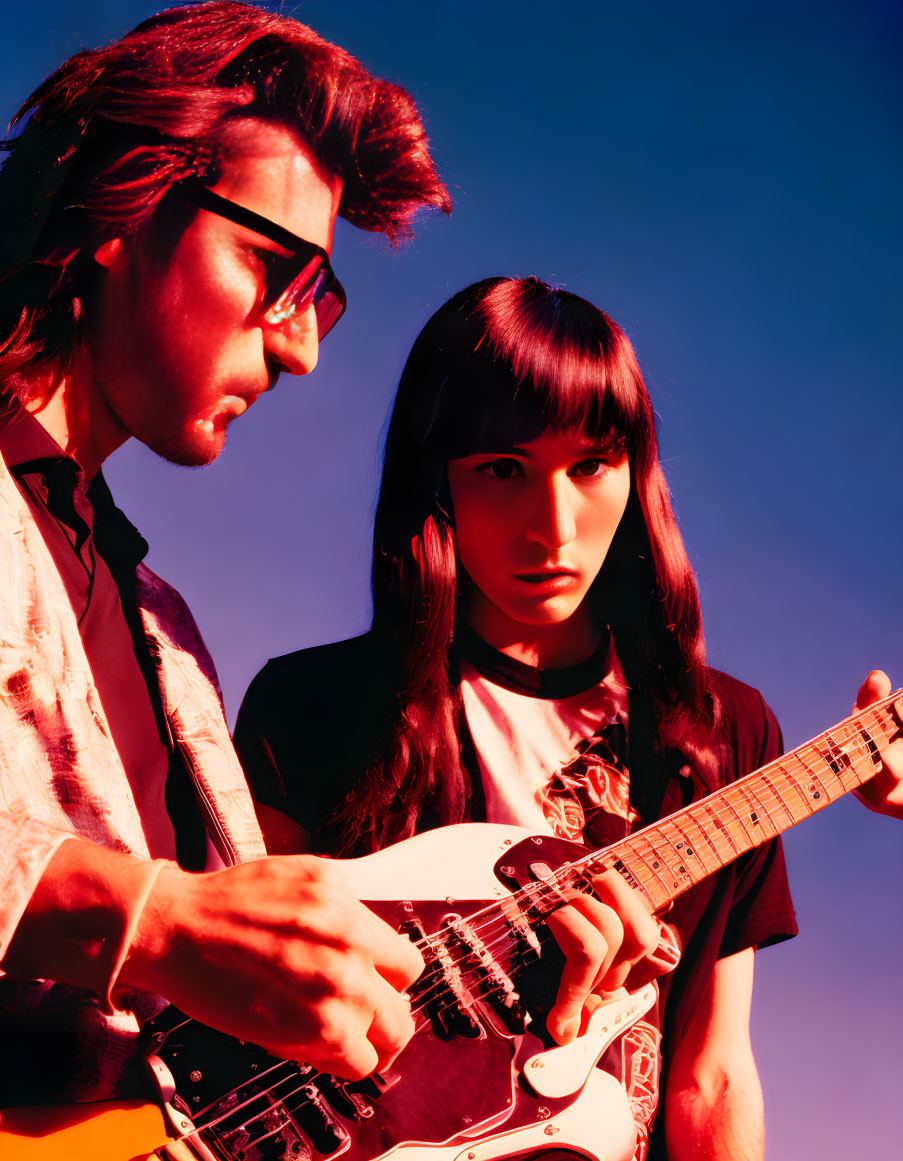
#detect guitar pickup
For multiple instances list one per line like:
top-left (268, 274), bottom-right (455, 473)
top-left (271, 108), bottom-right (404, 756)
top-left (441, 915), bottom-right (528, 1036)
top-left (402, 915), bottom-right (482, 1040)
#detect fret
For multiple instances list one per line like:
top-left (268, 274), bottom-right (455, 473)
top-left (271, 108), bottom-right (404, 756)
top-left (649, 816), bottom-right (696, 875)
top-left (773, 759), bottom-right (817, 818)
top-left (858, 725), bottom-right (882, 770)
top-left (817, 731), bottom-right (861, 791)
top-left (639, 829), bottom-right (698, 903)
top-left (607, 837), bottom-right (672, 911)
top-left (735, 774), bottom-right (786, 836)
top-left (755, 770), bottom-right (798, 827)
top-left (614, 835), bottom-right (671, 895)
top-left (718, 785), bottom-right (757, 845)
top-left (699, 800), bottom-right (742, 855)
top-left (730, 779), bottom-right (779, 841)
top-left (657, 817), bottom-right (707, 885)
top-left (666, 810), bottom-right (722, 875)
top-left (678, 806), bottom-right (727, 869)
top-left (636, 830), bottom-right (682, 889)
top-left (646, 822), bottom-right (697, 892)
top-left (790, 747), bottom-right (834, 804)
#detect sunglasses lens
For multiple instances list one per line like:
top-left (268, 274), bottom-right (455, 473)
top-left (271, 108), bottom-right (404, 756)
top-left (313, 288), bottom-right (345, 338)
top-left (263, 260), bottom-right (346, 339)
top-left (263, 257), bottom-right (323, 325)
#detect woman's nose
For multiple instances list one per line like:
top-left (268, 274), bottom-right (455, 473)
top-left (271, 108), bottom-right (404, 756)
top-left (525, 475), bottom-right (577, 549)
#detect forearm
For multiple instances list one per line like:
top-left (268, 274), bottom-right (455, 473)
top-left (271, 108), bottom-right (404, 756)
top-left (0, 836), bottom-right (174, 1009)
top-left (665, 947), bottom-right (763, 1161)
top-left (665, 1051), bottom-right (764, 1161)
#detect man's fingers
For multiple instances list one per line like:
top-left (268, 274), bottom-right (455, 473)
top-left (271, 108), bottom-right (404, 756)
top-left (284, 998), bottom-right (379, 1080)
top-left (359, 905), bottom-right (425, 990)
top-left (365, 972), bottom-right (418, 1070)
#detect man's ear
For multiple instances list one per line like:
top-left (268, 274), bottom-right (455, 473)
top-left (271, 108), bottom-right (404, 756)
top-left (93, 237), bottom-right (124, 268)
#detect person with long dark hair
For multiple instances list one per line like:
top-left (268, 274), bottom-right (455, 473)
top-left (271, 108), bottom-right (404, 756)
top-left (236, 276), bottom-right (900, 1159)
top-left (0, 0), bottom-right (450, 1110)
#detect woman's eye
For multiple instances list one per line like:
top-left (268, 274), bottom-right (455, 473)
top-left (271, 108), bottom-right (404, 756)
top-left (479, 459), bottom-right (522, 480)
top-left (571, 458), bottom-right (607, 478)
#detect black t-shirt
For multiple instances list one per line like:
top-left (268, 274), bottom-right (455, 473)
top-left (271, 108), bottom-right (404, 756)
top-left (234, 630), bottom-right (798, 1158)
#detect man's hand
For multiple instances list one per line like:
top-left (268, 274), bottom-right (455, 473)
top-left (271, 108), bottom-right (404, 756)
top-left (2, 839), bottom-right (422, 1081)
top-left (545, 869), bottom-right (675, 1043)
top-left (853, 670), bottom-right (903, 820)
top-left (123, 855), bottom-right (423, 1079)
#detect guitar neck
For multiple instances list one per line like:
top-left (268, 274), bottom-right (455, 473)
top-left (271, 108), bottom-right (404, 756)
top-left (583, 690), bottom-right (901, 913)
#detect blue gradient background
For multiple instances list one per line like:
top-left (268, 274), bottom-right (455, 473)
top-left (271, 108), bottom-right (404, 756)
top-left (3, 3), bottom-right (900, 1157)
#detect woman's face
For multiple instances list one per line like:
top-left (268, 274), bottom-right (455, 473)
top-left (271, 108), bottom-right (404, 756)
top-left (447, 429), bottom-right (630, 646)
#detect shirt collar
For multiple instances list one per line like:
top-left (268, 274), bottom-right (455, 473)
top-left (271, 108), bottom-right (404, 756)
top-left (0, 389), bottom-right (149, 573)
top-left (0, 390), bottom-right (73, 469)
top-left (454, 617), bottom-right (614, 699)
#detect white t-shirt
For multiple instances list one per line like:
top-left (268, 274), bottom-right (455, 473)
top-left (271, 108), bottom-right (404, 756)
top-left (459, 638), bottom-right (629, 833)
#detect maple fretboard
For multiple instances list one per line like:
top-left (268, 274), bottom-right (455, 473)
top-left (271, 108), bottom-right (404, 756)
top-left (582, 690), bottom-right (902, 912)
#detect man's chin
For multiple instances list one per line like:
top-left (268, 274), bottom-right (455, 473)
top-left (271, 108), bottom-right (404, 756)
top-left (149, 422), bottom-right (226, 468)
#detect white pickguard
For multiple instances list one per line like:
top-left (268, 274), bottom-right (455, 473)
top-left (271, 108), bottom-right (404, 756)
top-left (334, 823), bottom-right (653, 1161)
top-left (361, 1069), bottom-right (638, 1161)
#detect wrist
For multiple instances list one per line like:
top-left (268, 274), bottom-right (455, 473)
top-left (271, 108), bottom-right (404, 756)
top-left (1, 839), bottom-right (180, 1008)
top-left (114, 862), bottom-right (190, 1002)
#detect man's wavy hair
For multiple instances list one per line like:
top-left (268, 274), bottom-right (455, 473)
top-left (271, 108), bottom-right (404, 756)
top-left (0, 1), bottom-right (449, 396)
top-left (331, 276), bottom-right (722, 855)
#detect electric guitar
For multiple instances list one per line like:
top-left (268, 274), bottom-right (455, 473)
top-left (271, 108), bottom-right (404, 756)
top-left (2, 689), bottom-right (899, 1161)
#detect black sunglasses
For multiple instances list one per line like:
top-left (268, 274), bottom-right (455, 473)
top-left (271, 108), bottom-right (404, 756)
top-left (176, 180), bottom-right (346, 340)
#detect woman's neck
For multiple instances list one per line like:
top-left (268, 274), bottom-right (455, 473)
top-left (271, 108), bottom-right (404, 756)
top-left (462, 591), bottom-right (604, 669)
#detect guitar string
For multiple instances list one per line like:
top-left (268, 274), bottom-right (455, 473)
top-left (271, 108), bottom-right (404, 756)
top-left (176, 697), bottom-right (897, 1145)
top-left (405, 709), bottom-right (894, 1027)
top-left (189, 1057), bottom-right (305, 1122)
top-left (393, 706), bottom-right (892, 1018)
top-left (190, 1069), bottom-right (326, 1147)
top-left (399, 702), bottom-right (895, 1011)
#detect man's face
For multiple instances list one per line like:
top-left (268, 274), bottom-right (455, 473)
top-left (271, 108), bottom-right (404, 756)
top-left (90, 118), bottom-right (342, 466)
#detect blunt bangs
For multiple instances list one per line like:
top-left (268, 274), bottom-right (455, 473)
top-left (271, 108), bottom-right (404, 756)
top-left (425, 279), bottom-right (649, 463)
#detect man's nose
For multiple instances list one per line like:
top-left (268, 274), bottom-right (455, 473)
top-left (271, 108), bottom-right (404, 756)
top-left (525, 476), bottom-right (577, 549)
top-left (263, 305), bottom-right (320, 377)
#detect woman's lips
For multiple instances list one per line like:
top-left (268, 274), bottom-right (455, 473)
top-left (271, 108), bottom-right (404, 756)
top-left (513, 570), bottom-right (579, 591)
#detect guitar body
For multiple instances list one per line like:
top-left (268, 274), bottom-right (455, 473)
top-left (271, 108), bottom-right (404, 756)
top-left (0, 1098), bottom-right (170, 1160)
top-left (0, 824), bottom-right (647, 1161)
top-left (2, 692), bottom-right (898, 1161)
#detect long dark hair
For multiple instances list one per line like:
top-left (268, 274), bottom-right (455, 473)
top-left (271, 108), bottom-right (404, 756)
top-left (332, 276), bottom-right (720, 854)
top-left (0, 1), bottom-right (449, 395)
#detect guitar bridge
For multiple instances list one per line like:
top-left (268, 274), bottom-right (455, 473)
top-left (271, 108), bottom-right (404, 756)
top-left (143, 1007), bottom-right (361, 1161)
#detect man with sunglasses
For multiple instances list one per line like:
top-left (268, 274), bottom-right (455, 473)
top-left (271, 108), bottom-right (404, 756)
top-left (0, 2), bottom-right (450, 1108)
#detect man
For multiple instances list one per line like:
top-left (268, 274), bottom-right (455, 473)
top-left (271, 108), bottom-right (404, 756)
top-left (0, 0), bottom-right (668, 1115)
top-left (0, 0), bottom-right (451, 1105)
